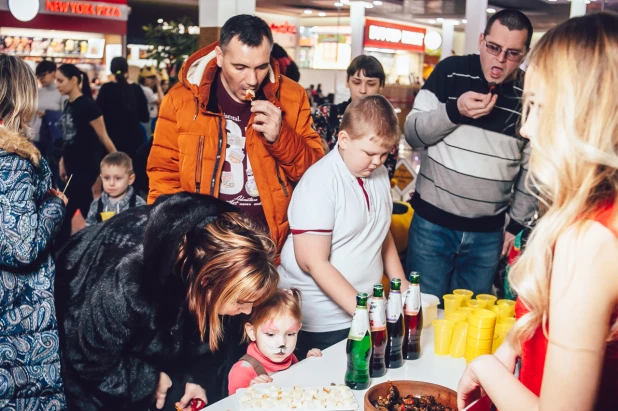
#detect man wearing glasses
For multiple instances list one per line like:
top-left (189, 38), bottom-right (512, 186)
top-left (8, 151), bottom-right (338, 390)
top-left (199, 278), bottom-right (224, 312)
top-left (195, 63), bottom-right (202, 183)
top-left (404, 9), bottom-right (536, 299)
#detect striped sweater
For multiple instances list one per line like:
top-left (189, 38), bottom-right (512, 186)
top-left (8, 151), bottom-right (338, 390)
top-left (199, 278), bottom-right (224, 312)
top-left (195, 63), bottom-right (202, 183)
top-left (404, 54), bottom-right (536, 234)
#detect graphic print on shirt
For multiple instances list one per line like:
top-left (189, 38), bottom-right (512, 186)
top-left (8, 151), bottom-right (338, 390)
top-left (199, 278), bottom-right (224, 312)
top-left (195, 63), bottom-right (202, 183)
top-left (220, 115), bottom-right (261, 205)
top-left (60, 106), bottom-right (76, 145)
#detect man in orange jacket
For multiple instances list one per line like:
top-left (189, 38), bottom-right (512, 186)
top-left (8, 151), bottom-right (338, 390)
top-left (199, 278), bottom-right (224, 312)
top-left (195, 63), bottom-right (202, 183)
top-left (147, 15), bottom-right (324, 252)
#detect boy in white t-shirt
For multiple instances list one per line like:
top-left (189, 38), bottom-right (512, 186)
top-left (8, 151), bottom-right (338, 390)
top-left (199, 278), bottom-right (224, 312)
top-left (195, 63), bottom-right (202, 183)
top-left (278, 95), bottom-right (409, 357)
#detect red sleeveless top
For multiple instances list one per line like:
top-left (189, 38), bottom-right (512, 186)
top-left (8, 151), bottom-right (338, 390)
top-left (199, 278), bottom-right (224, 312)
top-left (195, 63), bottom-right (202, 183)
top-left (516, 201), bottom-right (618, 409)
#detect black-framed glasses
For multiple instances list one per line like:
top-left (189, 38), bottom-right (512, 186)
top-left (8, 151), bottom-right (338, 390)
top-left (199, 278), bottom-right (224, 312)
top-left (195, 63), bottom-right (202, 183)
top-left (483, 40), bottom-right (525, 62)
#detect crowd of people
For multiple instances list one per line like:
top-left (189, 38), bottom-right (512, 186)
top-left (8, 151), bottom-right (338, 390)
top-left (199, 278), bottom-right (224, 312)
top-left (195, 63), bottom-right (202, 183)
top-left (0, 8), bottom-right (616, 411)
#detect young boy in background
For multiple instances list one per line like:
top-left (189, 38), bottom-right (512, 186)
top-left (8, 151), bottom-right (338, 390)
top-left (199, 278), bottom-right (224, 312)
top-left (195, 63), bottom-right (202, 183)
top-left (278, 95), bottom-right (409, 357)
top-left (85, 152), bottom-right (146, 226)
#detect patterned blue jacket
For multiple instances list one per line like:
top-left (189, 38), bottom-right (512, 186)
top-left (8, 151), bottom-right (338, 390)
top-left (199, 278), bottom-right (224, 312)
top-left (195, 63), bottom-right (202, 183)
top-left (0, 127), bottom-right (67, 410)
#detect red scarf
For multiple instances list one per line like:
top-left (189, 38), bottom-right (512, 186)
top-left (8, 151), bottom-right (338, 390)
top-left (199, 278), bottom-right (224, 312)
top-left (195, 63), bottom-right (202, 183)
top-left (246, 341), bottom-right (298, 374)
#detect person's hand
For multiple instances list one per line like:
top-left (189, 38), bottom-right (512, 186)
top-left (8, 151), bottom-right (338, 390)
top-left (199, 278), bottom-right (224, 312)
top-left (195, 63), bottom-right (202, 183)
top-left (457, 360), bottom-right (486, 410)
top-left (251, 100), bottom-right (282, 143)
top-left (306, 348), bottom-right (323, 358)
top-left (154, 372), bottom-right (172, 409)
top-left (59, 157), bottom-right (68, 182)
top-left (175, 383), bottom-right (207, 411)
top-left (502, 231), bottom-right (516, 256)
top-left (249, 375), bottom-right (273, 386)
top-left (47, 188), bottom-right (68, 206)
top-left (457, 91), bottom-right (498, 119)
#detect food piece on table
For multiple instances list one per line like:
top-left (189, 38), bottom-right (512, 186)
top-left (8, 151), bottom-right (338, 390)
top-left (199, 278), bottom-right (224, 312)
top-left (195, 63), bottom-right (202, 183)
top-left (343, 397), bottom-right (357, 408)
top-left (262, 398), bottom-right (275, 409)
top-left (240, 400), bottom-right (251, 409)
top-left (303, 400), bottom-right (317, 409)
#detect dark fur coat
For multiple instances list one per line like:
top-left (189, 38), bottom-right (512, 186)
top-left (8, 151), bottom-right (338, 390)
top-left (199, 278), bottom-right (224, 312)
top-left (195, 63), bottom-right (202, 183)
top-left (54, 193), bottom-right (247, 410)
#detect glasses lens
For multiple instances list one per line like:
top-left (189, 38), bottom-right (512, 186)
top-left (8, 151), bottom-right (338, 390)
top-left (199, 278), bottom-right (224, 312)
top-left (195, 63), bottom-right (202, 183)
top-left (506, 51), bottom-right (522, 62)
top-left (486, 43), bottom-right (501, 56)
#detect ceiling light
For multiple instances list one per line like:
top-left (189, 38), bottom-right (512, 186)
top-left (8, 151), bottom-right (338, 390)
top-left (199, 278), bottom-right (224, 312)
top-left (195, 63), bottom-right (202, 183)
top-left (157, 18), bottom-right (163, 23)
top-left (364, 2), bottom-right (373, 8)
top-left (437, 17), bottom-right (444, 22)
top-left (429, 19), bottom-right (436, 24)
top-left (487, 8), bottom-right (497, 13)
top-left (373, 0), bottom-right (383, 4)
top-left (304, 9), bottom-right (313, 14)
top-left (334, 2), bottom-right (343, 6)
top-left (462, 19), bottom-right (467, 23)
top-left (342, 0), bottom-right (350, 3)
top-left (452, 20), bottom-right (460, 25)
top-left (548, 0), bottom-right (557, 2)
top-left (318, 12), bottom-right (326, 16)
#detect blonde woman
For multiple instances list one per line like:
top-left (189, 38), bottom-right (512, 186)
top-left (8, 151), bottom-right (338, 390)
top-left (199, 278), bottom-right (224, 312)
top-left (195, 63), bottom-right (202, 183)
top-left (457, 13), bottom-right (618, 411)
top-left (55, 194), bottom-right (279, 411)
top-left (0, 55), bottom-right (68, 408)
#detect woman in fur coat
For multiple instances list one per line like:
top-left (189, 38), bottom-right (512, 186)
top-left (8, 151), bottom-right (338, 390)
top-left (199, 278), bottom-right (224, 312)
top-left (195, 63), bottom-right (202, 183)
top-left (54, 193), bottom-right (279, 411)
top-left (0, 55), bottom-right (68, 409)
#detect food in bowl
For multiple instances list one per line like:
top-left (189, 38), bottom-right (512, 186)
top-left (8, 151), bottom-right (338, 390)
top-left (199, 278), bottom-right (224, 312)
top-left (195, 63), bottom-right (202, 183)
top-left (365, 380), bottom-right (457, 411)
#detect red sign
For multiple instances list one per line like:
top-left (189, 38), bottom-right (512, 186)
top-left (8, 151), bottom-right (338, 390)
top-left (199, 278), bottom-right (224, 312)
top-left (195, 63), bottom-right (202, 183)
top-left (269, 22), bottom-right (297, 35)
top-left (364, 18), bottom-right (426, 53)
top-left (45, 0), bottom-right (122, 18)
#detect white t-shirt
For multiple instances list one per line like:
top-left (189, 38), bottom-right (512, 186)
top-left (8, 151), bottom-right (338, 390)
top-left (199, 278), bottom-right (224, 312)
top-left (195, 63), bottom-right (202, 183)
top-left (278, 147), bottom-right (393, 333)
top-left (141, 85), bottom-right (158, 119)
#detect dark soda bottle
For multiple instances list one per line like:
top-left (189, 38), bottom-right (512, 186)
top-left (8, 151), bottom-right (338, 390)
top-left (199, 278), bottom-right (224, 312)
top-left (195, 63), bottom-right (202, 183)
top-left (345, 293), bottom-right (372, 390)
top-left (385, 278), bottom-right (405, 368)
top-left (403, 272), bottom-right (423, 360)
top-left (369, 284), bottom-right (387, 378)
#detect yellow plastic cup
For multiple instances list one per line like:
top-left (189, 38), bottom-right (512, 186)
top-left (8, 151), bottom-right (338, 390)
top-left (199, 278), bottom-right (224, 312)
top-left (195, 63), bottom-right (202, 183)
top-left (449, 322), bottom-right (468, 358)
top-left (476, 294), bottom-right (497, 308)
top-left (453, 289), bottom-right (473, 305)
top-left (445, 311), bottom-right (468, 324)
top-left (457, 307), bottom-right (472, 321)
top-left (466, 338), bottom-right (493, 350)
top-left (467, 325), bottom-right (494, 340)
top-left (495, 323), bottom-right (513, 336)
top-left (100, 211), bottom-right (116, 221)
top-left (443, 294), bottom-right (462, 316)
top-left (433, 319), bottom-right (455, 355)
top-left (497, 299), bottom-right (516, 317)
top-left (492, 333), bottom-right (507, 354)
top-left (468, 309), bottom-right (497, 329)
top-left (466, 299), bottom-right (482, 310)
top-left (497, 315), bottom-right (516, 327)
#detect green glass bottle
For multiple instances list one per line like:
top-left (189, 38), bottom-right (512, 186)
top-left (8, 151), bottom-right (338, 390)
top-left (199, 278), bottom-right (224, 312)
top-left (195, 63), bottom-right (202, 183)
top-left (345, 292), bottom-right (372, 390)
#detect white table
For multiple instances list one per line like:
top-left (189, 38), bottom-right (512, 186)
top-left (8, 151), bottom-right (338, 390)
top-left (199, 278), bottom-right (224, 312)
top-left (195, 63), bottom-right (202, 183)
top-left (204, 322), bottom-right (467, 410)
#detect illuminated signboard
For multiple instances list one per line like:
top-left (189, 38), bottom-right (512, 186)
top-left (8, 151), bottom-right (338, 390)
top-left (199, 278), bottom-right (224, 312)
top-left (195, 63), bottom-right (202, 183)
top-left (45, 0), bottom-right (124, 19)
top-left (364, 18), bottom-right (426, 53)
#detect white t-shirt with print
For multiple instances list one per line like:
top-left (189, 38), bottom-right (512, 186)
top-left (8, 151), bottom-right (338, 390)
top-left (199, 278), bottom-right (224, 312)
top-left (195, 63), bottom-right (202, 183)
top-left (278, 147), bottom-right (393, 333)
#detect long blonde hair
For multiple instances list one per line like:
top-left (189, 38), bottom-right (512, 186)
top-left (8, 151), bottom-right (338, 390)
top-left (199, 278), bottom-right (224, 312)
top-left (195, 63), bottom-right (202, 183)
top-left (0, 55), bottom-right (38, 135)
top-left (509, 12), bottom-right (618, 351)
top-left (176, 212), bottom-right (279, 350)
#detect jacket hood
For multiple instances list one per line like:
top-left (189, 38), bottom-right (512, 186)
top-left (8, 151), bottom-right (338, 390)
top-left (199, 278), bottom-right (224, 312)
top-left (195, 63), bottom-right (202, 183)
top-left (178, 41), bottom-right (282, 114)
top-left (143, 193), bottom-right (238, 328)
top-left (0, 126), bottom-right (41, 166)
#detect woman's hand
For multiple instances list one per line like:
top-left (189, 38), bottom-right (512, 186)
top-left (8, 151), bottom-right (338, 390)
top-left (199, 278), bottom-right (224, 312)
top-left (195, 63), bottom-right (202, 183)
top-left (47, 188), bottom-right (68, 206)
top-left (154, 372), bottom-right (173, 409)
top-left (457, 359), bottom-right (485, 410)
top-left (250, 375), bottom-right (273, 386)
top-left (176, 383), bottom-right (207, 411)
top-left (306, 348), bottom-right (323, 358)
top-left (59, 157), bottom-right (68, 182)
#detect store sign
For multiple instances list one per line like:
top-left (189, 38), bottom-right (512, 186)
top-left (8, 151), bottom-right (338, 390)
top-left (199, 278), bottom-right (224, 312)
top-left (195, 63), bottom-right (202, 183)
top-left (44, 0), bottom-right (125, 19)
top-left (364, 18), bottom-right (426, 53)
top-left (269, 22), bottom-right (297, 35)
top-left (0, 0), bottom-right (129, 21)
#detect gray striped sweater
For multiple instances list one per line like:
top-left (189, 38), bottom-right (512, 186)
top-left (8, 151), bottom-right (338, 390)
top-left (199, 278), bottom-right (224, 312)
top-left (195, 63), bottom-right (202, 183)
top-left (404, 54), bottom-right (536, 234)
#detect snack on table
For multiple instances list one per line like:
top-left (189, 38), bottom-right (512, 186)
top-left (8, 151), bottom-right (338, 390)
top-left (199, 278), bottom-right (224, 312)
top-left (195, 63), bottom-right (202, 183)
top-left (245, 89), bottom-right (255, 101)
top-left (371, 381), bottom-right (454, 411)
top-left (238, 385), bottom-right (357, 410)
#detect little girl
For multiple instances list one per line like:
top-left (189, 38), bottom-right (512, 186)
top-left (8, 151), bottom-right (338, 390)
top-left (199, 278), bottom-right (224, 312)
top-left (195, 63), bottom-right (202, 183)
top-left (228, 289), bottom-right (322, 395)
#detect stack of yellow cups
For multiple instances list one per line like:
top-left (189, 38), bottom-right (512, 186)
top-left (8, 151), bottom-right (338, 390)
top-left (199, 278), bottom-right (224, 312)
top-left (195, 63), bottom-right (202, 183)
top-left (476, 294), bottom-right (497, 309)
top-left (497, 299), bottom-right (516, 317)
top-left (465, 309), bottom-right (496, 363)
top-left (443, 294), bottom-right (462, 317)
top-left (492, 316), bottom-right (516, 353)
top-left (453, 289), bottom-right (473, 306)
top-left (433, 319), bottom-right (455, 355)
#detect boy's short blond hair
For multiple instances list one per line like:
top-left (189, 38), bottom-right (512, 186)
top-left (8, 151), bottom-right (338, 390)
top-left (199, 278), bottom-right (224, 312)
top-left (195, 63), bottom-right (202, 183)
top-left (340, 95), bottom-right (400, 148)
top-left (100, 152), bottom-right (134, 175)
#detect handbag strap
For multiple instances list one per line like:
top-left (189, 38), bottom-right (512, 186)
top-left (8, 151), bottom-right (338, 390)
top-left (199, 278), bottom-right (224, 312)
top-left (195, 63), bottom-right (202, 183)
top-left (239, 354), bottom-right (268, 376)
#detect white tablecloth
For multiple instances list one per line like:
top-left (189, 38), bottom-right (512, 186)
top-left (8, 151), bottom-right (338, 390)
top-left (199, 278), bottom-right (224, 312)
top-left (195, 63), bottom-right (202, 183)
top-left (203, 320), bottom-right (467, 410)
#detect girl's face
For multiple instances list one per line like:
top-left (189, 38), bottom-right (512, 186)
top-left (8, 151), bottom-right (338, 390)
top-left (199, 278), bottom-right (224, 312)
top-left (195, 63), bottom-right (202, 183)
top-left (246, 313), bottom-right (301, 363)
top-left (55, 71), bottom-right (77, 96)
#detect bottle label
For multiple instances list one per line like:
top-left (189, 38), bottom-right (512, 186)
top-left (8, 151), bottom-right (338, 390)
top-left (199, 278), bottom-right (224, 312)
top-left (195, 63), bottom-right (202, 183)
top-left (369, 297), bottom-right (386, 331)
top-left (404, 284), bottom-right (421, 316)
top-left (386, 291), bottom-right (402, 323)
top-left (348, 307), bottom-right (370, 341)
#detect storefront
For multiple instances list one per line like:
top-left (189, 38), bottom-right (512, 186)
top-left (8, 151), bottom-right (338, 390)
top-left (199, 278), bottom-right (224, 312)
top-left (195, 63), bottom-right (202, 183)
top-left (0, 0), bottom-right (129, 81)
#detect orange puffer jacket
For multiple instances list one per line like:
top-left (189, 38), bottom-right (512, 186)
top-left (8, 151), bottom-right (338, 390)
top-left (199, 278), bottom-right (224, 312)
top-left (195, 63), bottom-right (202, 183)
top-left (147, 42), bottom-right (324, 252)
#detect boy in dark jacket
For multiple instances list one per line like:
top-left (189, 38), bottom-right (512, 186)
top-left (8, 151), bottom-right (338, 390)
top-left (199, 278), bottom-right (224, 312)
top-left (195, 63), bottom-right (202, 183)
top-left (85, 151), bottom-right (145, 226)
